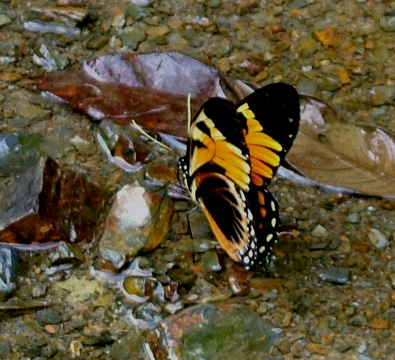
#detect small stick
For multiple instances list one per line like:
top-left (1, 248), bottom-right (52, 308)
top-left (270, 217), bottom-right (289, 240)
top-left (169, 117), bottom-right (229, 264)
top-left (131, 120), bottom-right (171, 151)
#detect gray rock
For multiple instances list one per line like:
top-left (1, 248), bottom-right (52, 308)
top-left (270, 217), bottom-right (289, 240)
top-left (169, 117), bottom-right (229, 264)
top-left (318, 268), bottom-right (350, 285)
top-left (367, 228), bottom-right (389, 250)
top-left (0, 246), bottom-right (18, 298)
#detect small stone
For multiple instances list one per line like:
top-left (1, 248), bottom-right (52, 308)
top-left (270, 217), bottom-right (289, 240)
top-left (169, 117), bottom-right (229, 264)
top-left (306, 343), bottom-right (327, 356)
top-left (227, 266), bottom-right (250, 296)
top-left (167, 32), bottom-right (188, 51)
top-left (125, 7), bottom-right (150, 22)
top-left (0, 246), bottom-right (18, 298)
top-left (35, 309), bottom-right (62, 325)
top-left (0, 15), bottom-right (12, 27)
top-left (313, 27), bottom-right (339, 46)
top-left (367, 228), bottom-right (389, 250)
top-left (188, 210), bottom-right (214, 240)
top-left (44, 324), bottom-right (57, 334)
top-left (202, 250), bottom-right (222, 272)
top-left (145, 162), bottom-right (179, 185)
top-left (380, 15), bottom-right (395, 32)
top-left (338, 67), bottom-right (351, 85)
top-left (380, 200), bottom-right (395, 210)
top-left (110, 330), bottom-right (144, 360)
top-left (347, 213), bottom-right (359, 223)
top-left (85, 34), bottom-right (109, 50)
top-left (369, 317), bottom-right (390, 329)
top-left (168, 18), bottom-right (183, 31)
top-left (318, 75), bottom-right (342, 92)
top-left (207, 0), bottom-right (222, 8)
top-left (146, 25), bottom-right (170, 37)
top-left (120, 31), bottom-right (143, 50)
top-left (298, 81), bottom-right (318, 94)
top-left (262, 289), bottom-right (279, 301)
top-left (112, 13), bottom-right (125, 28)
top-left (311, 224), bottom-right (328, 237)
top-left (349, 315), bottom-right (367, 327)
top-left (318, 268), bottom-right (350, 285)
top-left (32, 283), bottom-right (47, 298)
top-left (371, 85), bottom-right (395, 106)
top-left (130, 0), bottom-right (151, 6)
top-left (254, 70), bottom-right (269, 82)
top-left (16, 99), bottom-right (51, 120)
top-left (69, 340), bottom-right (83, 356)
top-left (216, 58), bottom-right (231, 72)
top-left (0, 340), bottom-right (11, 359)
top-left (70, 135), bottom-right (97, 156)
top-left (338, 235), bottom-right (351, 253)
top-left (123, 276), bottom-right (147, 298)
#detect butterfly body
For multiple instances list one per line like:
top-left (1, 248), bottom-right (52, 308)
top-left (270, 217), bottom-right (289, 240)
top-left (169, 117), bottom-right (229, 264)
top-left (179, 83), bottom-right (300, 269)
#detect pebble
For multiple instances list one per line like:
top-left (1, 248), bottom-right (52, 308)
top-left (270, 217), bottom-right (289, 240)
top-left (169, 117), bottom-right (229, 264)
top-left (216, 58), bottom-right (231, 72)
top-left (112, 13), bottom-right (126, 28)
top-left (35, 309), bottom-right (63, 325)
top-left (110, 330), bottom-right (145, 360)
top-left (371, 85), bottom-right (395, 106)
top-left (0, 15), bottom-right (12, 27)
top-left (130, 0), bottom-right (151, 6)
top-left (0, 341), bottom-right (11, 359)
top-left (349, 315), bottom-right (367, 327)
top-left (32, 283), bottom-right (47, 298)
top-left (367, 228), bottom-right (389, 250)
top-left (379, 15), bottom-right (395, 32)
top-left (311, 224), bottom-right (328, 237)
top-left (201, 251), bottom-right (222, 272)
top-left (318, 268), bottom-right (350, 285)
top-left (145, 25), bottom-right (170, 37)
top-left (313, 27), bottom-right (339, 46)
top-left (0, 246), bottom-right (18, 298)
top-left (123, 26), bottom-right (146, 49)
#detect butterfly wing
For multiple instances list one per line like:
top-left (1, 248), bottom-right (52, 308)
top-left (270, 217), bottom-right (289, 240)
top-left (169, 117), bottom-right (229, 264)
top-left (182, 97), bottom-right (250, 196)
top-left (237, 82), bottom-right (300, 187)
top-left (195, 172), bottom-right (254, 263)
top-left (179, 97), bottom-right (254, 263)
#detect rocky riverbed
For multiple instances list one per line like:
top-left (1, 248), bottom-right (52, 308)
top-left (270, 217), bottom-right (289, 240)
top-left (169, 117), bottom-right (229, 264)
top-left (1, 1), bottom-right (395, 359)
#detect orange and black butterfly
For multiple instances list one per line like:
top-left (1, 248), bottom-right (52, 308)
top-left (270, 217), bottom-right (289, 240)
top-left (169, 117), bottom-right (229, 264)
top-left (178, 83), bottom-right (300, 270)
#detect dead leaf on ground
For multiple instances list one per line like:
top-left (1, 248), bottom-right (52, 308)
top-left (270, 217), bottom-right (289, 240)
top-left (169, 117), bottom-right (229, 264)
top-left (22, 52), bottom-right (224, 137)
top-left (287, 95), bottom-right (395, 198)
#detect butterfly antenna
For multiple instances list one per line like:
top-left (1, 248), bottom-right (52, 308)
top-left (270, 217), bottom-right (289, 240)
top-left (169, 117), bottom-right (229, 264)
top-left (131, 120), bottom-right (171, 151)
top-left (187, 93), bottom-right (192, 132)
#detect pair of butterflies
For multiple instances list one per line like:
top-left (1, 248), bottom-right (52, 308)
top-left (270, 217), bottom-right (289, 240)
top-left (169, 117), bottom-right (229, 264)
top-left (178, 83), bottom-right (300, 270)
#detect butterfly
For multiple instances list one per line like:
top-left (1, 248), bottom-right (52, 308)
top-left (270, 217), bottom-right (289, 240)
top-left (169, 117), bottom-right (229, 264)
top-left (178, 83), bottom-right (300, 270)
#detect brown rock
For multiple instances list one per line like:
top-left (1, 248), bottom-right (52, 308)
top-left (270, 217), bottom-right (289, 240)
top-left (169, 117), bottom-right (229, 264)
top-left (313, 28), bottom-right (339, 47)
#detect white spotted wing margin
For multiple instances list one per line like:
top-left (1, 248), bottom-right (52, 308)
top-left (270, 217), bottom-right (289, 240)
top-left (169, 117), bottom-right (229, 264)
top-left (245, 185), bottom-right (281, 269)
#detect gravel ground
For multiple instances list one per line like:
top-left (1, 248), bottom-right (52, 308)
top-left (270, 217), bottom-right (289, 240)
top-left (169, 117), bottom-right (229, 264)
top-left (2, 1), bottom-right (395, 359)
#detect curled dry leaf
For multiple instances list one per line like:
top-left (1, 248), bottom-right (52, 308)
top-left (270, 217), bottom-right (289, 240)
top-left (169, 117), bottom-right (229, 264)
top-left (23, 52), bottom-right (225, 137)
top-left (286, 95), bottom-right (395, 198)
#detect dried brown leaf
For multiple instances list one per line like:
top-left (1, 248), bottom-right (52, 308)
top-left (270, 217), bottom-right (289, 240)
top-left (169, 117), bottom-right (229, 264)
top-left (287, 96), bottom-right (395, 198)
top-left (23, 52), bottom-right (224, 137)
